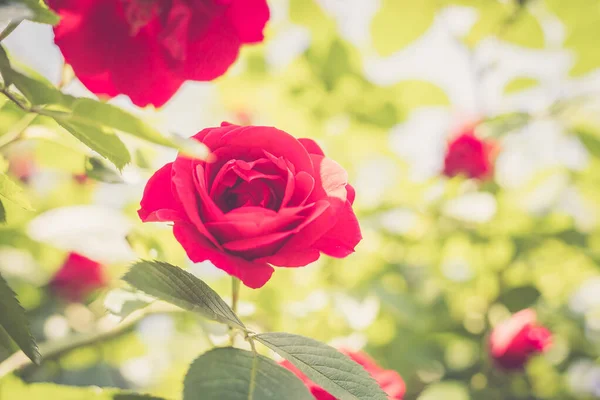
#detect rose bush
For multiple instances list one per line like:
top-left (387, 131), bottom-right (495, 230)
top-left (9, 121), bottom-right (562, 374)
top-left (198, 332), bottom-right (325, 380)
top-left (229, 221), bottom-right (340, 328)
top-left (48, 0), bottom-right (269, 107)
top-left (49, 252), bottom-right (107, 302)
top-left (443, 130), bottom-right (495, 180)
top-left (489, 309), bottom-right (552, 370)
top-left (280, 350), bottom-right (406, 399)
top-left (138, 122), bottom-right (361, 288)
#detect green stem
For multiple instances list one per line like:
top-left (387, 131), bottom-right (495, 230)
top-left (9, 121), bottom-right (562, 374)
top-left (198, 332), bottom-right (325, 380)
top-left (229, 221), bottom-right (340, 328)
top-left (247, 337), bottom-right (258, 400)
top-left (0, 112), bottom-right (36, 149)
top-left (0, 302), bottom-right (182, 379)
top-left (0, 21), bottom-right (21, 43)
top-left (229, 277), bottom-right (241, 345)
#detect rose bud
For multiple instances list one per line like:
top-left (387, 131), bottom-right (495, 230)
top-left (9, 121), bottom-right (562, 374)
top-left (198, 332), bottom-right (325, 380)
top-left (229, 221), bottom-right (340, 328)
top-left (489, 309), bottom-right (552, 370)
top-left (138, 122), bottom-right (361, 288)
top-left (48, 0), bottom-right (269, 107)
top-left (443, 129), bottom-right (496, 180)
top-left (50, 252), bottom-right (107, 302)
top-left (280, 350), bottom-right (406, 399)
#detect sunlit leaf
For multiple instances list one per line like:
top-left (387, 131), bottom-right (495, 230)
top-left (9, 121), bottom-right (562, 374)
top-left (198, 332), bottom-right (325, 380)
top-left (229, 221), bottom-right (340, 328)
top-left (545, 0), bottom-right (600, 76)
top-left (0, 375), bottom-right (165, 399)
top-left (70, 98), bottom-right (176, 148)
top-left (254, 332), bottom-right (388, 400)
top-left (0, 272), bottom-right (39, 364)
top-left (56, 120), bottom-right (131, 170)
top-left (371, 0), bottom-right (437, 56)
top-left (85, 156), bottom-right (124, 184)
top-left (0, 198), bottom-right (5, 223)
top-left (417, 381), bottom-right (470, 400)
top-left (0, 172), bottom-right (32, 210)
top-left (503, 77), bottom-right (540, 94)
top-left (183, 347), bottom-right (313, 400)
top-left (466, 4), bottom-right (544, 49)
top-left (499, 286), bottom-right (541, 312)
top-left (123, 260), bottom-right (246, 330)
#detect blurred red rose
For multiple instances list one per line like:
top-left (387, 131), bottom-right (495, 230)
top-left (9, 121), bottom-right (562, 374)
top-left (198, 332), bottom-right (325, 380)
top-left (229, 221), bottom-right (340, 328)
top-left (489, 309), bottom-right (552, 370)
top-left (48, 0), bottom-right (269, 107)
top-left (138, 122), bottom-right (361, 288)
top-left (50, 252), bottom-right (107, 302)
top-left (443, 130), bottom-right (496, 180)
top-left (280, 350), bottom-right (405, 399)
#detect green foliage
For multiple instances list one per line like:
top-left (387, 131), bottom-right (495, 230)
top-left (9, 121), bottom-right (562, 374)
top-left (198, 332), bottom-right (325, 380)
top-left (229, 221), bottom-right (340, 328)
top-left (84, 157), bottom-right (124, 184)
top-left (545, 0), bottom-right (600, 76)
top-left (0, 172), bottom-right (32, 210)
top-left (69, 98), bottom-right (176, 148)
top-left (0, 375), bottom-right (165, 399)
top-left (0, 273), bottom-right (39, 364)
top-left (0, 0), bottom-right (58, 25)
top-left (371, 0), bottom-right (437, 56)
top-left (463, 1), bottom-right (544, 48)
top-left (254, 332), bottom-right (388, 400)
top-left (123, 260), bottom-right (246, 330)
top-left (183, 347), bottom-right (313, 400)
top-left (504, 77), bottom-right (540, 94)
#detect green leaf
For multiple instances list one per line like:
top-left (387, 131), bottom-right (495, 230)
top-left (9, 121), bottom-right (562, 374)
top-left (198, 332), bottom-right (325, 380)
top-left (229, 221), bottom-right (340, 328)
top-left (0, 272), bottom-right (39, 364)
top-left (289, 0), bottom-right (335, 41)
top-left (70, 98), bottom-right (176, 148)
top-left (20, 0), bottom-right (60, 25)
top-left (498, 286), bottom-right (541, 312)
top-left (104, 288), bottom-right (154, 319)
top-left (0, 172), bottom-right (32, 210)
top-left (0, 46), bottom-right (62, 105)
top-left (0, 199), bottom-right (5, 223)
top-left (371, 0), bottom-right (436, 56)
top-left (85, 156), bottom-right (124, 184)
top-left (503, 77), bottom-right (540, 94)
top-left (545, 0), bottom-right (600, 76)
top-left (0, 375), bottom-right (165, 399)
top-left (417, 381), bottom-right (470, 400)
top-left (575, 129), bottom-right (600, 158)
top-left (254, 332), bottom-right (388, 400)
top-left (466, 4), bottom-right (544, 49)
top-left (0, 324), bottom-right (18, 354)
top-left (123, 260), bottom-right (246, 330)
top-left (56, 120), bottom-right (131, 170)
top-left (183, 347), bottom-right (313, 400)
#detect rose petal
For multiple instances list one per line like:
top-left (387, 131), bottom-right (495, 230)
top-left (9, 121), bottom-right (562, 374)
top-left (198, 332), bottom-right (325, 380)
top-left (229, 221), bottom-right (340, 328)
top-left (109, 33), bottom-right (186, 107)
top-left (312, 201), bottom-right (361, 258)
top-left (194, 163), bottom-right (224, 221)
top-left (287, 171), bottom-right (314, 207)
top-left (172, 156), bottom-right (221, 248)
top-left (258, 247), bottom-right (321, 268)
top-left (202, 124), bottom-right (314, 174)
top-left (52, 2), bottom-right (122, 76)
top-left (298, 138), bottom-right (325, 156)
top-left (490, 309), bottom-right (537, 357)
top-left (183, 16), bottom-right (241, 81)
top-left (346, 184), bottom-right (356, 205)
top-left (173, 223), bottom-right (273, 288)
top-left (138, 162), bottom-right (184, 222)
top-left (226, 0), bottom-right (269, 44)
top-left (205, 207), bottom-right (303, 242)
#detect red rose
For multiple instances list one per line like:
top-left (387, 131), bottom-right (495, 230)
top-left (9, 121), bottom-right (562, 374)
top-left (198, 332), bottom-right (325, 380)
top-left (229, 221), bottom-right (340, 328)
top-left (489, 309), bottom-right (552, 370)
top-left (138, 122), bottom-right (361, 288)
top-left (50, 252), bottom-right (107, 302)
top-left (443, 130), bottom-right (495, 180)
top-left (49, 0), bottom-right (269, 107)
top-left (280, 350), bottom-right (406, 400)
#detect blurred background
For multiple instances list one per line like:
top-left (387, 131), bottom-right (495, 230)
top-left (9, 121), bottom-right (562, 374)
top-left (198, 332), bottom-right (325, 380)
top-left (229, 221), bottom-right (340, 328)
top-left (2, 0), bottom-right (600, 399)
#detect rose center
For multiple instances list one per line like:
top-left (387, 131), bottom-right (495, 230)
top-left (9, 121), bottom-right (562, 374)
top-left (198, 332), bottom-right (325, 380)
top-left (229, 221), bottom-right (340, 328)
top-left (210, 158), bottom-right (288, 213)
top-left (121, 0), bottom-right (167, 36)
